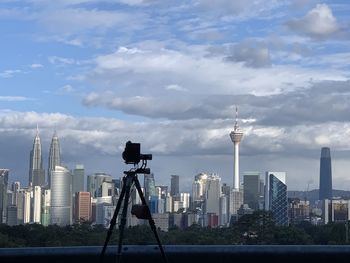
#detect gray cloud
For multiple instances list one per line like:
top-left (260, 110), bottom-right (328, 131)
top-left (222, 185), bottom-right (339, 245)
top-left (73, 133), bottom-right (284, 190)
top-left (287, 4), bottom-right (339, 39)
top-left (225, 41), bottom-right (271, 68)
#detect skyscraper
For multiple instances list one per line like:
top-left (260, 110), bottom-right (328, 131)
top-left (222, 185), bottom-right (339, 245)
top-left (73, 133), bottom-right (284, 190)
top-left (243, 172), bottom-right (260, 210)
top-left (170, 175), bottom-right (180, 197)
top-left (87, 173), bottom-right (113, 198)
top-left (29, 126), bottom-right (45, 186)
top-left (0, 169), bottom-right (9, 223)
top-left (144, 173), bottom-right (156, 202)
top-left (50, 166), bottom-right (72, 226)
top-left (265, 171), bottom-right (288, 226)
top-left (72, 165), bottom-right (85, 195)
top-left (229, 106), bottom-right (243, 191)
top-left (74, 192), bottom-right (91, 223)
top-left (319, 147), bottom-right (332, 200)
top-left (48, 131), bottom-right (61, 188)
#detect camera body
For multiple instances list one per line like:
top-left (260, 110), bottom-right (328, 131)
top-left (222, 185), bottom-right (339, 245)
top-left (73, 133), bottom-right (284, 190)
top-left (122, 141), bottom-right (152, 165)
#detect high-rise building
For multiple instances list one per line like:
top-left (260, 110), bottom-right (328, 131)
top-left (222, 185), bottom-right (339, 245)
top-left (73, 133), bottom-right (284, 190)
top-left (319, 147), bottom-right (332, 200)
top-left (33, 186), bottom-right (41, 223)
top-left (87, 173), bottom-right (113, 198)
top-left (229, 106), bottom-right (243, 191)
top-left (0, 169), bottom-right (9, 223)
top-left (144, 173), bottom-right (156, 202)
top-left (48, 131), bottom-right (61, 188)
top-left (180, 193), bottom-right (190, 210)
top-left (41, 189), bottom-right (51, 226)
top-left (11, 181), bottom-right (20, 206)
top-left (74, 192), bottom-right (91, 223)
top-left (72, 165), bottom-right (85, 195)
top-left (243, 172), bottom-right (260, 210)
top-left (170, 175), bottom-right (180, 197)
top-left (265, 171), bottom-right (288, 226)
top-left (23, 189), bottom-right (31, 224)
top-left (29, 126), bottom-right (45, 186)
top-left (323, 199), bottom-right (350, 224)
top-left (50, 166), bottom-right (72, 226)
top-left (205, 174), bottom-right (221, 216)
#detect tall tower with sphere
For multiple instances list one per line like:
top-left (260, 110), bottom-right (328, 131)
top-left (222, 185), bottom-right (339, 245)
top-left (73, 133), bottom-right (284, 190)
top-left (229, 107), bottom-right (244, 220)
top-left (230, 106), bottom-right (243, 191)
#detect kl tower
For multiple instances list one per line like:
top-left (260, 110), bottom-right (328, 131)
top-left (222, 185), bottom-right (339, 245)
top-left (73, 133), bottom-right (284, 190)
top-left (229, 106), bottom-right (243, 218)
top-left (230, 106), bottom-right (243, 190)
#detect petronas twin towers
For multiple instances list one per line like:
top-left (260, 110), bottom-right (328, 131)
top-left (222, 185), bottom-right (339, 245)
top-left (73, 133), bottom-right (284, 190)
top-left (29, 126), bottom-right (61, 187)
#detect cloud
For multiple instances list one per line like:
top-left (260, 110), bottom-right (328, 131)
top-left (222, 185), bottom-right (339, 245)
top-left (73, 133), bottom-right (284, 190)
top-left (287, 4), bottom-right (339, 39)
top-left (0, 69), bottom-right (21, 78)
top-left (48, 56), bottom-right (75, 65)
top-left (225, 40), bottom-right (271, 68)
top-left (30, 63), bottom-right (43, 68)
top-left (0, 96), bottom-right (32, 102)
top-left (3, 108), bottom-right (350, 190)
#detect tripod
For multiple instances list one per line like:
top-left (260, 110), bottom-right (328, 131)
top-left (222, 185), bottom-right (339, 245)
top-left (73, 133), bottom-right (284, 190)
top-left (100, 169), bottom-right (168, 263)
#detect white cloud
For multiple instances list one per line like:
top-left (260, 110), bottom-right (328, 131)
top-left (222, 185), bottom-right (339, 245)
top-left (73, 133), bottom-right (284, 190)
top-left (0, 96), bottom-right (32, 102)
top-left (48, 56), bottom-right (75, 65)
top-left (30, 63), bottom-right (43, 68)
top-left (3, 110), bottom-right (350, 190)
top-left (287, 4), bottom-right (339, 39)
top-left (165, 84), bottom-right (188, 92)
top-left (0, 69), bottom-right (21, 78)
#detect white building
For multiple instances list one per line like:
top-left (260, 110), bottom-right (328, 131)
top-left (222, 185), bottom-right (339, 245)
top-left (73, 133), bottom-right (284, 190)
top-left (50, 166), bottom-right (72, 226)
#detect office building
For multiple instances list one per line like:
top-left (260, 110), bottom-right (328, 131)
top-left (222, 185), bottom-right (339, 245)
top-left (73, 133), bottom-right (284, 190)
top-left (180, 193), bottom-right (190, 210)
top-left (74, 192), bottom-right (91, 223)
top-left (265, 171), bottom-right (288, 226)
top-left (41, 189), bottom-right (51, 226)
top-left (144, 173), bottom-right (156, 202)
top-left (0, 169), bottom-right (9, 223)
top-left (50, 166), bottom-right (72, 226)
top-left (6, 205), bottom-right (18, 226)
top-left (319, 147), bottom-right (332, 200)
top-left (243, 172), bottom-right (260, 210)
top-left (72, 165), bottom-right (84, 195)
top-left (33, 186), bottom-right (41, 223)
top-left (48, 131), bottom-right (61, 188)
top-left (323, 199), bottom-right (350, 224)
top-left (29, 126), bottom-right (45, 187)
top-left (205, 174), bottom-right (221, 216)
top-left (170, 175), bottom-right (180, 197)
top-left (87, 173), bottom-right (113, 198)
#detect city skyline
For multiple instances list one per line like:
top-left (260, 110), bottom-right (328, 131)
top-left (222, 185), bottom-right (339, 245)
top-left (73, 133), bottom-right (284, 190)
top-left (1, 1), bottom-right (350, 191)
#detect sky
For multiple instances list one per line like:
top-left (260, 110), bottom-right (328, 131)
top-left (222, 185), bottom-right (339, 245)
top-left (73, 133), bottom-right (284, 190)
top-left (1, 0), bottom-right (350, 192)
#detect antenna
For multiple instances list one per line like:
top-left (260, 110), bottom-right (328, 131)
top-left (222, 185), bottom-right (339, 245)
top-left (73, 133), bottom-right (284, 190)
top-left (234, 105), bottom-right (239, 130)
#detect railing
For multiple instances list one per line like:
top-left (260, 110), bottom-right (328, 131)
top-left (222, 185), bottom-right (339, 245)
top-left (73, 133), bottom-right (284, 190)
top-left (1, 245), bottom-right (350, 263)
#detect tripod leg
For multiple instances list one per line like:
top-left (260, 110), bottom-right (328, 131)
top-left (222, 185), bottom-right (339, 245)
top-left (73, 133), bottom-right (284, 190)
top-left (133, 177), bottom-right (168, 263)
top-left (100, 176), bottom-right (127, 262)
top-left (117, 175), bottom-right (133, 263)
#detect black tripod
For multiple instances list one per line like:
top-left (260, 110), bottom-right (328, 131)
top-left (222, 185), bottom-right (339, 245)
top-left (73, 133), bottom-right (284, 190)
top-left (100, 168), bottom-right (168, 263)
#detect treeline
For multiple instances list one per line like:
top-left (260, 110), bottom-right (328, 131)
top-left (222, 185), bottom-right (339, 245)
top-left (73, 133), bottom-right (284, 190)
top-left (0, 211), bottom-right (348, 247)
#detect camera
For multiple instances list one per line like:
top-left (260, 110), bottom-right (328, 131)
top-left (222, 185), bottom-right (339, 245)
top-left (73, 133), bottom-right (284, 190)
top-left (122, 141), bottom-right (152, 165)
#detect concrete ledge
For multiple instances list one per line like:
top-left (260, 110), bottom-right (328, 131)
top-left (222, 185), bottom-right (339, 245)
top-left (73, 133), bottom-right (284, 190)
top-left (1, 245), bottom-right (350, 263)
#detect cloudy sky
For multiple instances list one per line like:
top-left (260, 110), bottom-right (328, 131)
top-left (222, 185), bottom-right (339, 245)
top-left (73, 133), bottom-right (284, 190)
top-left (1, 0), bottom-right (350, 191)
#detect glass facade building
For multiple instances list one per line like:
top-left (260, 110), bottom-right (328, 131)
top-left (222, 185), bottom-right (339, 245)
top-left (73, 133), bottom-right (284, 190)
top-left (319, 147), bottom-right (332, 200)
top-left (50, 166), bottom-right (72, 226)
top-left (48, 132), bottom-right (61, 188)
top-left (265, 172), bottom-right (288, 226)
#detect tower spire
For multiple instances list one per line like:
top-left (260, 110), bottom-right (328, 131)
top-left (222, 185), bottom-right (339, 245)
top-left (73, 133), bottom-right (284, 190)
top-left (36, 124), bottom-right (39, 136)
top-left (234, 106), bottom-right (239, 130)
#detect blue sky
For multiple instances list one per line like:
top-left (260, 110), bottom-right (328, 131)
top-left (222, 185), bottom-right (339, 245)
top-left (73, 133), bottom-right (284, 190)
top-left (1, 0), bottom-right (350, 191)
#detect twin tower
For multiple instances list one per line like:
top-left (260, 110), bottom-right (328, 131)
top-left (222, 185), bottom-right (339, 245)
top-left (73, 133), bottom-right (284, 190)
top-left (29, 126), bottom-right (61, 188)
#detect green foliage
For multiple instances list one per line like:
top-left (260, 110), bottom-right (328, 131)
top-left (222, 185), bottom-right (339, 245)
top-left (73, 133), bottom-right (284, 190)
top-left (0, 216), bottom-right (349, 247)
